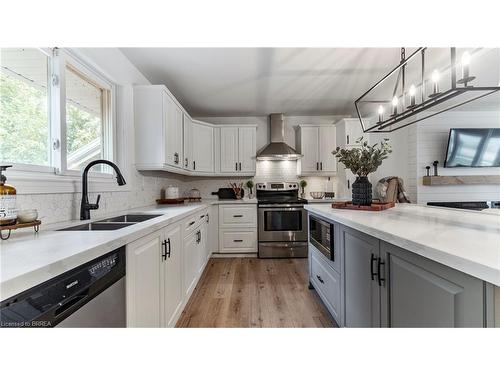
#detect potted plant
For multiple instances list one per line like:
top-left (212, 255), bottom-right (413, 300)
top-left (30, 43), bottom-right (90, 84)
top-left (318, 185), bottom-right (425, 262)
top-left (332, 137), bottom-right (392, 206)
top-left (246, 180), bottom-right (254, 198)
top-left (299, 180), bottom-right (307, 198)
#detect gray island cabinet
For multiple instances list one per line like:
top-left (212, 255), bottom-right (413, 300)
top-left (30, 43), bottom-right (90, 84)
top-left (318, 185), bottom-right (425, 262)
top-left (309, 215), bottom-right (495, 328)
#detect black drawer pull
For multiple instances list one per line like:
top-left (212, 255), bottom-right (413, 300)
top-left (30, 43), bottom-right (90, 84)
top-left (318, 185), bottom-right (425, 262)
top-left (316, 275), bottom-right (324, 284)
top-left (188, 221), bottom-right (196, 226)
top-left (377, 257), bottom-right (386, 286)
top-left (233, 239), bottom-right (243, 243)
top-left (233, 214), bottom-right (243, 218)
top-left (370, 253), bottom-right (378, 281)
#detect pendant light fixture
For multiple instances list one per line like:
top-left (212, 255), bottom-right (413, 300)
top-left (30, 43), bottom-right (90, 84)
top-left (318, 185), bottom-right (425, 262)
top-left (355, 47), bottom-right (500, 133)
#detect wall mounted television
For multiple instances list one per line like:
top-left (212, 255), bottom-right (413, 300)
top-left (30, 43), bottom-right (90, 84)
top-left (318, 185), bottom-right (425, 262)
top-left (444, 128), bottom-right (500, 167)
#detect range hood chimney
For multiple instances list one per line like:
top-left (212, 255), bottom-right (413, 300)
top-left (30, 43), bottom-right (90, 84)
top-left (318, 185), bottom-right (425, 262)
top-left (256, 114), bottom-right (303, 160)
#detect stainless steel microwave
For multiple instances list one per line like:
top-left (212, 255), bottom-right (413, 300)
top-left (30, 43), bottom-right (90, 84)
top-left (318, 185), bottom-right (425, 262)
top-left (309, 215), bottom-right (334, 261)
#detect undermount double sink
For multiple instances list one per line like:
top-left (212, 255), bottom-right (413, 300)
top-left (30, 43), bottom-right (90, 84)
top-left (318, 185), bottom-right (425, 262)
top-left (58, 214), bottom-right (162, 231)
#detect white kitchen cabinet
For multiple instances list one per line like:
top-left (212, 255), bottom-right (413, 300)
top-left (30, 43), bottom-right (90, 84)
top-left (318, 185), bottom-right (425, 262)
top-left (183, 114), bottom-right (193, 171)
top-left (217, 204), bottom-right (257, 254)
top-left (192, 120), bottom-right (214, 173)
top-left (218, 126), bottom-right (256, 174)
top-left (296, 125), bottom-right (337, 176)
top-left (134, 85), bottom-right (184, 171)
top-left (238, 127), bottom-right (257, 173)
top-left (183, 228), bottom-right (199, 298)
top-left (161, 223), bottom-right (184, 328)
top-left (126, 231), bottom-right (163, 328)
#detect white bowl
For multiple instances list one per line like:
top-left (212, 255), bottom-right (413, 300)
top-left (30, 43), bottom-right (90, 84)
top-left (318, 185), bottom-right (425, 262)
top-left (17, 209), bottom-right (38, 223)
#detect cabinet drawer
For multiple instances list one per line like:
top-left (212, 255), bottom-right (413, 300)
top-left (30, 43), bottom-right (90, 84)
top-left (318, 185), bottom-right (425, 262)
top-left (219, 205), bottom-right (256, 227)
top-left (311, 248), bottom-right (341, 323)
top-left (219, 229), bottom-right (257, 253)
top-left (184, 210), bottom-right (209, 233)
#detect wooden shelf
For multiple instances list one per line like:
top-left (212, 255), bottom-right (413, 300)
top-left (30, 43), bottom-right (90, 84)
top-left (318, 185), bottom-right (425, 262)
top-left (422, 175), bottom-right (500, 186)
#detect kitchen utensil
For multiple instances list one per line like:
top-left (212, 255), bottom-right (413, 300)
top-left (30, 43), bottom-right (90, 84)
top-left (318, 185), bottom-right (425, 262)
top-left (230, 182), bottom-right (244, 200)
top-left (325, 192), bottom-right (335, 199)
top-left (17, 209), bottom-right (38, 223)
top-left (211, 188), bottom-right (244, 200)
top-left (310, 192), bottom-right (325, 199)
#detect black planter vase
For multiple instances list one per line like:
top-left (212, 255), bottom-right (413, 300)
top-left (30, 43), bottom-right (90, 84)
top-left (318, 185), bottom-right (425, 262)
top-left (352, 176), bottom-right (372, 206)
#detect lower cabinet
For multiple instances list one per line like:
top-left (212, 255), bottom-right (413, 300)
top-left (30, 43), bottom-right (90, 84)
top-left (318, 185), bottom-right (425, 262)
top-left (218, 204), bottom-right (257, 254)
top-left (126, 231), bottom-right (163, 327)
top-left (309, 245), bottom-right (342, 325)
top-left (126, 208), bottom-right (210, 328)
top-left (339, 224), bottom-right (492, 328)
top-left (342, 226), bottom-right (380, 328)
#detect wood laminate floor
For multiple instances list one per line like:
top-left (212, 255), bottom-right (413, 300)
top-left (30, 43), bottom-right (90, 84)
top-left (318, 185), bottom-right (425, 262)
top-left (176, 258), bottom-right (336, 328)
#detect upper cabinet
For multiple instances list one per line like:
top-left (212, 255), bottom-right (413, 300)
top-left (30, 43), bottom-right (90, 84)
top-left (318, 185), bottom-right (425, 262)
top-left (296, 124), bottom-right (337, 176)
top-left (218, 126), bottom-right (256, 175)
top-left (134, 85), bottom-right (184, 172)
top-left (134, 85), bottom-right (255, 177)
top-left (336, 118), bottom-right (369, 147)
top-left (192, 120), bottom-right (214, 173)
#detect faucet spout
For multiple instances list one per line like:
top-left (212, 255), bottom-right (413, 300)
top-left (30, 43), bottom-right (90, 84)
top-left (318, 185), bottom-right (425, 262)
top-left (80, 160), bottom-right (126, 220)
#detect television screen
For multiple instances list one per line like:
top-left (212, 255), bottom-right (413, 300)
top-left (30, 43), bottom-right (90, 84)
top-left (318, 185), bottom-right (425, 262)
top-left (444, 128), bottom-right (500, 167)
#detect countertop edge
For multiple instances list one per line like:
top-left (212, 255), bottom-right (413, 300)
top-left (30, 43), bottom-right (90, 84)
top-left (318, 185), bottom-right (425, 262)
top-left (305, 205), bottom-right (500, 287)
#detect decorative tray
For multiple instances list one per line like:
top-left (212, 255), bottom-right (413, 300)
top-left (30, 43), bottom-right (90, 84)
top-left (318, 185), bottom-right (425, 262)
top-left (156, 198), bottom-right (186, 205)
top-left (0, 220), bottom-right (41, 240)
top-left (332, 201), bottom-right (395, 211)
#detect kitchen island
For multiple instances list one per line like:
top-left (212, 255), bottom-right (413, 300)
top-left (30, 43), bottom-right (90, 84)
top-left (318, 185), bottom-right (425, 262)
top-left (305, 203), bottom-right (500, 328)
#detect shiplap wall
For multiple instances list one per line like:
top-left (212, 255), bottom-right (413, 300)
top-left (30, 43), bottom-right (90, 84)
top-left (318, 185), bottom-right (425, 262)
top-left (414, 111), bottom-right (500, 204)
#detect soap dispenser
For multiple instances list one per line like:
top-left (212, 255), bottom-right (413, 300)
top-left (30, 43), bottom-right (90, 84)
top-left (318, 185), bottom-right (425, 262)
top-left (0, 165), bottom-right (17, 226)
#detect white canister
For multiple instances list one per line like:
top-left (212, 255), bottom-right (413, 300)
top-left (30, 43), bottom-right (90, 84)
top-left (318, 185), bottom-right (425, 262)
top-left (165, 185), bottom-right (179, 199)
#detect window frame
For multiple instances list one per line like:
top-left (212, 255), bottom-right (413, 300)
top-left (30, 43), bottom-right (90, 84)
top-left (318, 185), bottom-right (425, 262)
top-left (1, 47), bottom-right (124, 194)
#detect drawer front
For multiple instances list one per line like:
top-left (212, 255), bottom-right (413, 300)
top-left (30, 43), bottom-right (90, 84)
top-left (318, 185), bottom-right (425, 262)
top-left (219, 229), bottom-right (257, 253)
top-left (219, 205), bottom-right (256, 227)
top-left (184, 210), bottom-right (209, 233)
top-left (311, 249), bottom-right (341, 323)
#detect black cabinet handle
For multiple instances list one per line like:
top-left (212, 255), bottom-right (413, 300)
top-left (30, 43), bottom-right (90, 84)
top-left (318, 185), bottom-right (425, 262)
top-left (320, 162), bottom-right (323, 171)
top-left (206, 214), bottom-right (209, 223)
top-left (239, 162), bottom-right (241, 171)
top-left (235, 162), bottom-right (238, 171)
top-left (370, 253), bottom-right (378, 281)
top-left (166, 238), bottom-right (171, 258)
top-left (347, 135), bottom-right (350, 144)
top-left (196, 230), bottom-right (201, 244)
top-left (161, 240), bottom-right (167, 261)
top-left (377, 257), bottom-right (386, 286)
top-left (193, 160), bottom-right (196, 170)
top-left (347, 180), bottom-right (350, 190)
top-left (233, 214), bottom-right (243, 218)
top-left (233, 239), bottom-right (243, 243)
top-left (185, 158), bottom-right (188, 168)
top-left (316, 275), bottom-right (324, 284)
top-left (174, 152), bottom-right (179, 164)
top-left (189, 221), bottom-right (196, 226)
top-left (316, 162), bottom-right (319, 171)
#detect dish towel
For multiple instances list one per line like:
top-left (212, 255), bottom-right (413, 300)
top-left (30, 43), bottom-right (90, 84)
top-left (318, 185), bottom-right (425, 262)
top-left (375, 177), bottom-right (411, 203)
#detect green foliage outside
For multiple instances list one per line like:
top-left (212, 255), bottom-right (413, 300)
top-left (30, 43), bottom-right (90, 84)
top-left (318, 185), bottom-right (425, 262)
top-left (0, 72), bottom-right (101, 167)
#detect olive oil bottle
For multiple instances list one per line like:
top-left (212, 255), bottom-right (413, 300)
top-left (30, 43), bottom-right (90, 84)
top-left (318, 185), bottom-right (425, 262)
top-left (0, 165), bottom-right (17, 226)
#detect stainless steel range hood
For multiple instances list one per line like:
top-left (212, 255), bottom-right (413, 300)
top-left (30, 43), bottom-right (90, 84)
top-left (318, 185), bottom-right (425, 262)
top-left (256, 114), bottom-right (303, 160)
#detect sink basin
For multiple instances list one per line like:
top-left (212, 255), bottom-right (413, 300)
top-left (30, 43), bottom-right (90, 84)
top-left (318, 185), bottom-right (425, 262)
top-left (58, 222), bottom-right (135, 231)
top-left (95, 214), bottom-right (162, 223)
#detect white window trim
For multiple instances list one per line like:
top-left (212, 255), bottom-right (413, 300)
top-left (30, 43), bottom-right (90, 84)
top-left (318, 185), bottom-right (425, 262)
top-left (3, 48), bottom-right (130, 195)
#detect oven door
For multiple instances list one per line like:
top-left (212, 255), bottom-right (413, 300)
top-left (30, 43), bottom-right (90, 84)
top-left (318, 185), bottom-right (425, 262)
top-left (258, 205), bottom-right (307, 242)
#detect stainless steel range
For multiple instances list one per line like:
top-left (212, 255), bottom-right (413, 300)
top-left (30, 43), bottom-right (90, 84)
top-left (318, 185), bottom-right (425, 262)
top-left (257, 182), bottom-right (308, 258)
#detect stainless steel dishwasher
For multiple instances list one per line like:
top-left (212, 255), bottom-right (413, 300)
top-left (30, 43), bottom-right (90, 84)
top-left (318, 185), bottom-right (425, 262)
top-left (0, 247), bottom-right (126, 328)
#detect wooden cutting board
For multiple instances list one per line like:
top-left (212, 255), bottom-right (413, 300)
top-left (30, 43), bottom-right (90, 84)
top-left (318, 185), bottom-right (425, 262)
top-left (332, 201), bottom-right (395, 211)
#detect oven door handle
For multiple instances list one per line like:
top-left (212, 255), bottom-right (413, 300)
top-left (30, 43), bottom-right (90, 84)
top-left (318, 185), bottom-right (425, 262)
top-left (258, 205), bottom-right (305, 209)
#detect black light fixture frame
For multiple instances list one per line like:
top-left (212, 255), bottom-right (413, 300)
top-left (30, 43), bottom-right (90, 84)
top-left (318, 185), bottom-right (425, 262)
top-left (355, 47), bottom-right (500, 133)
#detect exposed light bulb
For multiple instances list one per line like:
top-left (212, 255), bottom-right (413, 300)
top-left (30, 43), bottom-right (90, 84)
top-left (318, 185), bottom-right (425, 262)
top-left (461, 51), bottom-right (471, 66)
top-left (431, 70), bottom-right (440, 83)
top-left (392, 96), bottom-right (398, 116)
top-left (377, 105), bottom-right (384, 123)
top-left (409, 84), bottom-right (416, 107)
top-left (409, 84), bottom-right (416, 96)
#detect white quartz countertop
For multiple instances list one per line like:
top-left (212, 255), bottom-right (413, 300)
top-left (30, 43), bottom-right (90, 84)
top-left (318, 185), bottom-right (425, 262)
top-left (0, 197), bottom-right (259, 301)
top-left (305, 204), bottom-right (500, 286)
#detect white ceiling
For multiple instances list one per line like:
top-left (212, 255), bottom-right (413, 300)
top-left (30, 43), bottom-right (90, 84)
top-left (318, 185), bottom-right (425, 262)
top-left (121, 48), bottom-right (500, 117)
